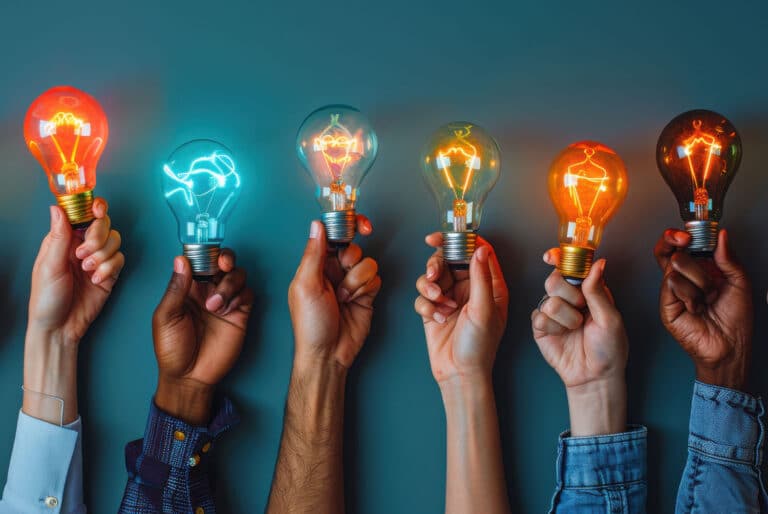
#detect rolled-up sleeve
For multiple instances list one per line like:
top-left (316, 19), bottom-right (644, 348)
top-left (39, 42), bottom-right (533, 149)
top-left (549, 425), bottom-right (647, 513)
top-left (0, 411), bottom-right (85, 514)
top-left (676, 381), bottom-right (768, 513)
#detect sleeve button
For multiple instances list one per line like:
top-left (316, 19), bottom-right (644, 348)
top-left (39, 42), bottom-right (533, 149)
top-left (173, 430), bottom-right (186, 441)
top-left (189, 453), bottom-right (201, 467)
top-left (44, 496), bottom-right (59, 508)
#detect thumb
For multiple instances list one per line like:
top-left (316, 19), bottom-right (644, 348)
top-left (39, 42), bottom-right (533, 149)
top-left (155, 256), bottom-right (193, 323)
top-left (581, 259), bottom-right (616, 327)
top-left (46, 205), bottom-right (73, 258)
top-left (713, 230), bottom-right (746, 282)
top-left (294, 220), bottom-right (327, 287)
top-left (468, 245), bottom-right (494, 320)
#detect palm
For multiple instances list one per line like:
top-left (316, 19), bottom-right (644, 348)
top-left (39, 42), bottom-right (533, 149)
top-left (662, 261), bottom-right (752, 366)
top-left (31, 234), bottom-right (113, 344)
top-left (536, 316), bottom-right (623, 388)
top-left (154, 281), bottom-right (248, 387)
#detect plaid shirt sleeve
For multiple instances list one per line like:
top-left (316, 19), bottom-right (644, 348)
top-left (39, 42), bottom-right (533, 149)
top-left (118, 397), bottom-right (239, 514)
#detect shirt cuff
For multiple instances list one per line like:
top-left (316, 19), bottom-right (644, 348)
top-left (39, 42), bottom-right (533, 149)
top-left (556, 425), bottom-right (647, 488)
top-left (125, 396), bottom-right (239, 485)
top-left (688, 380), bottom-right (765, 466)
top-left (1, 411), bottom-right (83, 514)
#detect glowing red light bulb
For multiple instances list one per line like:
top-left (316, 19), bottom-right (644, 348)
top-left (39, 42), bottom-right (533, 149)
top-left (24, 86), bottom-right (109, 226)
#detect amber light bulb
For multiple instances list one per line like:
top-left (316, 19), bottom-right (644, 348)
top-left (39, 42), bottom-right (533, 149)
top-left (548, 141), bottom-right (628, 284)
top-left (656, 109), bottom-right (741, 254)
top-left (24, 86), bottom-right (109, 226)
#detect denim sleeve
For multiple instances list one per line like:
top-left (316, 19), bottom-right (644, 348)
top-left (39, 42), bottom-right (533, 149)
top-left (675, 381), bottom-right (768, 514)
top-left (549, 425), bottom-right (647, 513)
top-left (118, 397), bottom-right (238, 514)
top-left (0, 412), bottom-right (85, 514)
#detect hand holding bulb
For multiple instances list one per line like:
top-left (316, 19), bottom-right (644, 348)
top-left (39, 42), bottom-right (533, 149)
top-left (297, 105), bottom-right (378, 247)
top-left (547, 141), bottom-right (627, 284)
top-left (24, 86), bottom-right (109, 226)
top-left (421, 122), bottom-right (500, 268)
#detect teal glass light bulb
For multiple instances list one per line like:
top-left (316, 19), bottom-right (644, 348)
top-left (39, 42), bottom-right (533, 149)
top-left (296, 105), bottom-right (378, 246)
top-left (162, 139), bottom-right (241, 279)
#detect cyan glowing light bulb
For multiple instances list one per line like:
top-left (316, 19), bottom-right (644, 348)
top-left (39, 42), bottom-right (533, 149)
top-left (296, 105), bottom-right (378, 246)
top-left (421, 122), bottom-right (501, 268)
top-left (162, 139), bottom-right (241, 279)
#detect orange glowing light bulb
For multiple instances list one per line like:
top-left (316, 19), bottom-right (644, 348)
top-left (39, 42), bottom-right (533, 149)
top-left (548, 141), bottom-right (628, 284)
top-left (24, 86), bottom-right (109, 226)
top-left (656, 110), bottom-right (742, 255)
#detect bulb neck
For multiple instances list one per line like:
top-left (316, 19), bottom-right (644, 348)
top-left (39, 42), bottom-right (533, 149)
top-left (322, 209), bottom-right (356, 248)
top-left (183, 243), bottom-right (220, 280)
top-left (685, 220), bottom-right (719, 256)
top-left (57, 191), bottom-right (94, 227)
top-left (442, 231), bottom-right (477, 269)
top-left (558, 244), bottom-right (594, 285)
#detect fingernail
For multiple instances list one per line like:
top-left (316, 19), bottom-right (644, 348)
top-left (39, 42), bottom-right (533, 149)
top-left (475, 246), bottom-right (488, 262)
top-left (50, 205), bottom-right (60, 223)
top-left (433, 312), bottom-right (446, 323)
top-left (444, 298), bottom-right (458, 309)
top-left (206, 294), bottom-right (224, 312)
top-left (83, 258), bottom-right (95, 271)
top-left (310, 221), bottom-right (321, 239)
top-left (427, 265), bottom-right (436, 279)
top-left (174, 257), bottom-right (184, 274)
top-left (91, 274), bottom-right (101, 284)
top-left (338, 288), bottom-right (350, 302)
top-left (427, 283), bottom-right (441, 299)
top-left (542, 250), bottom-right (549, 263)
top-left (75, 246), bottom-right (87, 259)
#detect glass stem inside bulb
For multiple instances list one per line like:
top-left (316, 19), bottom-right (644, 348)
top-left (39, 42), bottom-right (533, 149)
top-left (573, 216), bottom-right (593, 247)
top-left (195, 213), bottom-right (210, 243)
top-left (694, 187), bottom-right (709, 220)
top-left (330, 180), bottom-right (347, 211)
top-left (452, 199), bottom-right (467, 232)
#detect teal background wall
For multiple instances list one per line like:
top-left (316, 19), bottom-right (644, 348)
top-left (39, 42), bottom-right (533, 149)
top-left (0, 1), bottom-right (767, 512)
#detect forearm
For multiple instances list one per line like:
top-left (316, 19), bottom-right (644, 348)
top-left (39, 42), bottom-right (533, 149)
top-left (22, 326), bottom-right (79, 425)
top-left (440, 374), bottom-right (510, 514)
top-left (566, 376), bottom-right (626, 436)
top-left (268, 359), bottom-right (347, 514)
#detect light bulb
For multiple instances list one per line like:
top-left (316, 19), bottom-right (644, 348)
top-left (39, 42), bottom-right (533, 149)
top-left (421, 122), bottom-right (500, 268)
top-left (548, 141), bottom-right (628, 284)
top-left (656, 109), bottom-right (742, 254)
top-left (24, 85), bottom-right (109, 226)
top-left (162, 139), bottom-right (241, 279)
top-left (296, 105), bottom-right (378, 246)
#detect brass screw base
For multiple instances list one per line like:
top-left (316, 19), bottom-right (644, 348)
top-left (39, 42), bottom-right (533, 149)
top-left (685, 220), bottom-right (719, 255)
top-left (184, 244), bottom-right (220, 280)
top-left (57, 191), bottom-right (94, 227)
top-left (442, 231), bottom-right (477, 269)
top-left (322, 209), bottom-right (356, 247)
top-left (558, 244), bottom-right (594, 285)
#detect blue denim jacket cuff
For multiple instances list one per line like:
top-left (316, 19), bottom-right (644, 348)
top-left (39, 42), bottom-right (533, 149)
top-left (557, 425), bottom-right (647, 488)
top-left (689, 380), bottom-right (765, 467)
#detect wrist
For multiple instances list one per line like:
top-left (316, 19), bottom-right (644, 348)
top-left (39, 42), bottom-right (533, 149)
top-left (155, 375), bottom-right (215, 426)
top-left (22, 326), bottom-right (79, 425)
top-left (695, 360), bottom-right (748, 392)
top-left (565, 376), bottom-right (626, 437)
top-left (439, 372), bottom-right (494, 411)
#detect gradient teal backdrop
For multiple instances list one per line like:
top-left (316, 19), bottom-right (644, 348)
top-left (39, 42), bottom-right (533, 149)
top-left (1, 1), bottom-right (767, 512)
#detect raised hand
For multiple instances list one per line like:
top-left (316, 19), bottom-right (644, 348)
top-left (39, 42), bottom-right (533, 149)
top-left (152, 249), bottom-right (253, 424)
top-left (654, 229), bottom-right (752, 390)
top-left (531, 249), bottom-right (627, 436)
top-left (414, 232), bottom-right (508, 383)
top-left (288, 216), bottom-right (381, 370)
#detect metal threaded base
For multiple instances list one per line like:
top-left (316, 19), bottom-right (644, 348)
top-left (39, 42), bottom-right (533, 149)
top-left (558, 245), bottom-right (594, 285)
top-left (685, 220), bottom-right (719, 255)
top-left (57, 191), bottom-right (94, 227)
top-left (442, 231), bottom-right (477, 269)
top-left (184, 244), bottom-right (220, 280)
top-left (322, 210), bottom-right (356, 247)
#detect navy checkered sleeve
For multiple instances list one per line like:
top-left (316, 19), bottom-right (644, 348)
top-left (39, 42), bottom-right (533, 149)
top-left (118, 397), bottom-right (239, 513)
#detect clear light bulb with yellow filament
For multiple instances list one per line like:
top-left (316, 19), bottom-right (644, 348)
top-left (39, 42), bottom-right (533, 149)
top-left (656, 109), bottom-right (742, 254)
top-left (296, 105), bottom-right (378, 246)
top-left (548, 141), bottom-right (628, 284)
top-left (24, 86), bottom-right (109, 226)
top-left (421, 122), bottom-right (500, 268)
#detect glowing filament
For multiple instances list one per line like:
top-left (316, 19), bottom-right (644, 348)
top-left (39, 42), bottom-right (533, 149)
top-left (164, 151), bottom-right (241, 219)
